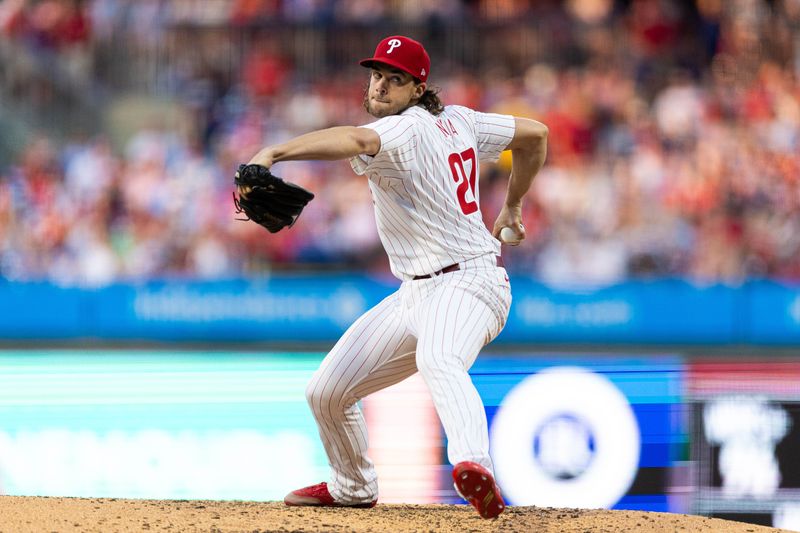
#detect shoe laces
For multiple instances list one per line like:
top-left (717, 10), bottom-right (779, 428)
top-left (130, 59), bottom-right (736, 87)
top-left (303, 482), bottom-right (331, 498)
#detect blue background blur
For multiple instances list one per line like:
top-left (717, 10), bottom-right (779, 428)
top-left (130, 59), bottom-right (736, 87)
top-left (1, 277), bottom-right (799, 344)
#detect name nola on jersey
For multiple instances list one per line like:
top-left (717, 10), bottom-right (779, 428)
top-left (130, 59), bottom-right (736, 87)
top-left (436, 117), bottom-right (459, 138)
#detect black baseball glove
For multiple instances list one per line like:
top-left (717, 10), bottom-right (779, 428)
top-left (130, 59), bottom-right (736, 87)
top-left (233, 164), bottom-right (315, 233)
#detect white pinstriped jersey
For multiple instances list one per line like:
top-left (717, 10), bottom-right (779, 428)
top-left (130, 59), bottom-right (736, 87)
top-left (350, 105), bottom-right (515, 280)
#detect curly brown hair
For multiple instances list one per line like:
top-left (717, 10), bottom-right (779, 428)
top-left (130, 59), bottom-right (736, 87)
top-left (417, 87), bottom-right (444, 116)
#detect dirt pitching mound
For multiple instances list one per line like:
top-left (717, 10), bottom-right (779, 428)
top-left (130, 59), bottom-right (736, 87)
top-left (0, 496), bottom-right (790, 532)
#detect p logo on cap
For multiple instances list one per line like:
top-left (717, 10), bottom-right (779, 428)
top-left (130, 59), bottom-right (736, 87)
top-left (386, 38), bottom-right (402, 54)
top-left (360, 35), bottom-right (430, 82)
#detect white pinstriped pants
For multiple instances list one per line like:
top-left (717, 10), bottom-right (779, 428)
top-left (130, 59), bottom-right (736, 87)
top-left (305, 254), bottom-right (512, 504)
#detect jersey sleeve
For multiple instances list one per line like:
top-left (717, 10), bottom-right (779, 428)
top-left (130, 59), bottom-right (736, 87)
top-left (349, 115), bottom-right (415, 175)
top-left (473, 111), bottom-right (515, 162)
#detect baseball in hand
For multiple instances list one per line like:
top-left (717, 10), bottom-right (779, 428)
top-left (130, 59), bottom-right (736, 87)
top-left (499, 226), bottom-right (521, 245)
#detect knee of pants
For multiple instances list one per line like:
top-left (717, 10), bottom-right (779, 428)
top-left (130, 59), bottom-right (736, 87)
top-left (415, 349), bottom-right (465, 380)
top-left (305, 371), bottom-right (348, 417)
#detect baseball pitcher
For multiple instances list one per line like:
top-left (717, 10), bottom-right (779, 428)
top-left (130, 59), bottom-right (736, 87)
top-left (239, 35), bottom-right (548, 519)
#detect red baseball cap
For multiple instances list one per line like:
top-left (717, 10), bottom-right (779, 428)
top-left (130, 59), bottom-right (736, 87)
top-left (360, 35), bottom-right (430, 83)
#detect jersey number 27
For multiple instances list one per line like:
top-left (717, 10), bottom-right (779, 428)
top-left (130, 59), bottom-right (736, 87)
top-left (448, 148), bottom-right (478, 215)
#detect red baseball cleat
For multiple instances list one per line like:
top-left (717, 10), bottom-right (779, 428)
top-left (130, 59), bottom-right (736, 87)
top-left (284, 482), bottom-right (377, 508)
top-left (452, 461), bottom-right (506, 519)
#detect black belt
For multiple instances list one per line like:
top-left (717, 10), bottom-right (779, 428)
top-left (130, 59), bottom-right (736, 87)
top-left (413, 256), bottom-right (504, 280)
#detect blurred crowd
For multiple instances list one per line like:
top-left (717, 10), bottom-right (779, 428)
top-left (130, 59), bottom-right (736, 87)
top-left (1, 0), bottom-right (799, 287)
